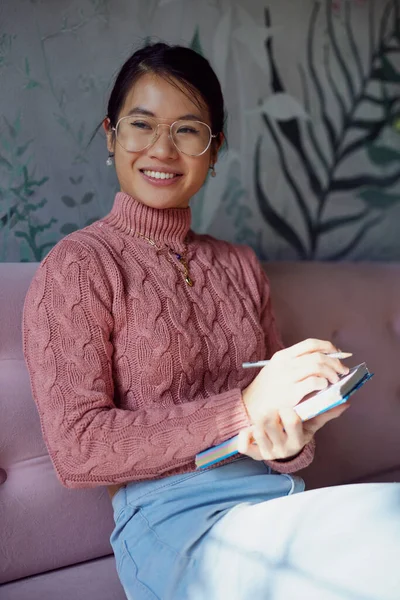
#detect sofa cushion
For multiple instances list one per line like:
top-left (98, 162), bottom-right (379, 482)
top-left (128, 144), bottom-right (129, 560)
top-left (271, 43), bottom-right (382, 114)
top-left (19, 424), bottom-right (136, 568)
top-left (0, 554), bottom-right (126, 600)
top-left (0, 264), bottom-right (115, 584)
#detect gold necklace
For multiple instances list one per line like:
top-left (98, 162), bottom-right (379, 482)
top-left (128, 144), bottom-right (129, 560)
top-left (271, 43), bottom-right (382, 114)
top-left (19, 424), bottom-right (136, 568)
top-left (132, 231), bottom-right (194, 287)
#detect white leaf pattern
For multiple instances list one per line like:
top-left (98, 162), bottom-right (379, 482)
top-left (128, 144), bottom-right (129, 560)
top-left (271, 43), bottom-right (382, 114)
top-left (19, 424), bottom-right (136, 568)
top-left (248, 93), bottom-right (310, 121)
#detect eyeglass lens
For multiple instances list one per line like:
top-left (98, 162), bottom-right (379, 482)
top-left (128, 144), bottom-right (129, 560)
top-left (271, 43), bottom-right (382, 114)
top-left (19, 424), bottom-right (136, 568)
top-left (116, 117), bottom-right (212, 156)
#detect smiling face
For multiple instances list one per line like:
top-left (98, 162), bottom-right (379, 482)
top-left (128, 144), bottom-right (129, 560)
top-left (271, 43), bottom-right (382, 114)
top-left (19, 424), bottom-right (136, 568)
top-left (103, 73), bottom-right (221, 210)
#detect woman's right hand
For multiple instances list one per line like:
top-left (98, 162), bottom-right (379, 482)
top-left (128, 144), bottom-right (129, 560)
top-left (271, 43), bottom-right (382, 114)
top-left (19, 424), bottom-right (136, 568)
top-left (242, 338), bottom-right (350, 425)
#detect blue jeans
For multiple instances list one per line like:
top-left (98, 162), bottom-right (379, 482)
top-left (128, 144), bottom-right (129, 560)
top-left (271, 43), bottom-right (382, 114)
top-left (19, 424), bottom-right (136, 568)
top-left (110, 457), bottom-right (400, 600)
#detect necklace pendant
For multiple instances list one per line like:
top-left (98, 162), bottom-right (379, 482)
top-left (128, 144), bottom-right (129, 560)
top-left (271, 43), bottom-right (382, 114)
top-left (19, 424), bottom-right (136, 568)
top-left (132, 232), bottom-right (194, 285)
top-left (185, 275), bottom-right (194, 287)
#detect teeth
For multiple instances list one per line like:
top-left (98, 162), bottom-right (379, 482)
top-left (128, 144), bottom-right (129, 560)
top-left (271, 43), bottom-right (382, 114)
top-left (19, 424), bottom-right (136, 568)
top-left (143, 170), bottom-right (177, 180)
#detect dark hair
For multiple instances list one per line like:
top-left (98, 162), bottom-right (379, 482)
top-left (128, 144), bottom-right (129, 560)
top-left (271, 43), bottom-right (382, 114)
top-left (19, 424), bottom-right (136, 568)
top-left (106, 42), bottom-right (226, 138)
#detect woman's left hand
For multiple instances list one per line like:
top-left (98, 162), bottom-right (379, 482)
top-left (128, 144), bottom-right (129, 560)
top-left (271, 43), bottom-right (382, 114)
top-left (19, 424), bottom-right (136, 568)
top-left (237, 403), bottom-right (349, 461)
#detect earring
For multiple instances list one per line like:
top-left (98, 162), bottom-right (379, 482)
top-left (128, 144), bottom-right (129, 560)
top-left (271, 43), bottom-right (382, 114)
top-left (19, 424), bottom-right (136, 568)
top-left (106, 153), bottom-right (114, 166)
top-left (210, 165), bottom-right (216, 177)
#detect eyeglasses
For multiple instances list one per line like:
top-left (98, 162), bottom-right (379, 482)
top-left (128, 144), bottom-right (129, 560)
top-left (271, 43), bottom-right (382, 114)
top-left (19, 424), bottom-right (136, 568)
top-left (112, 115), bottom-right (218, 157)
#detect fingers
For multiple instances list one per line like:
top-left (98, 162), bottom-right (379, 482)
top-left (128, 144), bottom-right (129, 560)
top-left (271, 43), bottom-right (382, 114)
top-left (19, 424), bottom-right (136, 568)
top-left (252, 424), bottom-right (274, 458)
top-left (296, 376), bottom-right (329, 401)
top-left (237, 409), bottom-right (307, 461)
top-left (304, 402), bottom-right (350, 436)
top-left (284, 338), bottom-right (339, 360)
top-left (237, 423), bottom-right (279, 461)
top-left (273, 341), bottom-right (350, 396)
top-left (278, 407), bottom-right (305, 450)
top-left (237, 427), bottom-right (264, 461)
top-left (292, 352), bottom-right (349, 385)
top-left (260, 412), bottom-right (285, 450)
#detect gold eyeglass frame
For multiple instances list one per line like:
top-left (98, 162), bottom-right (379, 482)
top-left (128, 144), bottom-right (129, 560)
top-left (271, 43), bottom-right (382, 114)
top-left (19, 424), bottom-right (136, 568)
top-left (111, 115), bottom-right (218, 157)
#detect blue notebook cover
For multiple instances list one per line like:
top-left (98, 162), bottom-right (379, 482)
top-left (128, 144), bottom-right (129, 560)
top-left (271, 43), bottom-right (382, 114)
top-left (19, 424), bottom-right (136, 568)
top-left (196, 371), bottom-right (373, 470)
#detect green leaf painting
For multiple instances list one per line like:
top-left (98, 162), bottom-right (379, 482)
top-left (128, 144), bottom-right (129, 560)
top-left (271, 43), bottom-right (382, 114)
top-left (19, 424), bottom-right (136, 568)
top-left (358, 189), bottom-right (400, 208)
top-left (0, 0), bottom-right (399, 262)
top-left (367, 144), bottom-right (400, 166)
top-left (61, 195), bottom-right (77, 208)
top-left (60, 223), bottom-right (79, 235)
top-left (190, 26), bottom-right (204, 56)
top-left (81, 192), bottom-right (94, 205)
top-left (0, 110), bottom-right (57, 261)
top-left (254, 0), bottom-right (400, 259)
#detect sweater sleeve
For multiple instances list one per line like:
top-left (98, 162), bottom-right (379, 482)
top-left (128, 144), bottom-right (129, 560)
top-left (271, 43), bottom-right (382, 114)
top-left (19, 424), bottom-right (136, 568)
top-left (22, 241), bottom-right (251, 488)
top-left (248, 254), bottom-right (315, 474)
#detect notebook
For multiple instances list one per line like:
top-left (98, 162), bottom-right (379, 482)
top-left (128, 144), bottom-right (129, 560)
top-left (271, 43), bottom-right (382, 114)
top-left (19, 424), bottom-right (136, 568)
top-left (195, 362), bottom-right (372, 469)
top-left (294, 362), bottom-right (371, 420)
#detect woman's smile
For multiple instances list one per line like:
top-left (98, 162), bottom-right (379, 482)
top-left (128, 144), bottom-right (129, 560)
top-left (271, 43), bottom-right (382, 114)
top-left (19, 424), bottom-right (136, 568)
top-left (140, 166), bottom-right (183, 186)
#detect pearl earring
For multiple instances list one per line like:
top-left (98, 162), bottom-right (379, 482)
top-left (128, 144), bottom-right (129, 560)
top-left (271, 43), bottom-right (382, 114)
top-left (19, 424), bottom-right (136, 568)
top-left (210, 165), bottom-right (216, 177)
top-left (106, 153), bottom-right (114, 166)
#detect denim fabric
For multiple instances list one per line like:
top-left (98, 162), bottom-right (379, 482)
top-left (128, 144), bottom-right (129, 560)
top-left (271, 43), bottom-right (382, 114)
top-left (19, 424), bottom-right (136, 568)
top-left (110, 458), bottom-right (400, 600)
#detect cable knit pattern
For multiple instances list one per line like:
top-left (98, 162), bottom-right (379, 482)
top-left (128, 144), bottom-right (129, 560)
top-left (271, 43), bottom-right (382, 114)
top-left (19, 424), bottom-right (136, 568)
top-left (22, 192), bottom-right (315, 488)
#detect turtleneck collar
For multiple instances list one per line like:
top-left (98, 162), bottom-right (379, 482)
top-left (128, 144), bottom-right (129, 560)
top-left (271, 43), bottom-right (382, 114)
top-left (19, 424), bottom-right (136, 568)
top-left (104, 192), bottom-right (192, 251)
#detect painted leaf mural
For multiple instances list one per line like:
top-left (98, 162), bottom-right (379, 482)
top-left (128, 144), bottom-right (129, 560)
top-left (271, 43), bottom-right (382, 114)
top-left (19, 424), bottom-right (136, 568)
top-left (255, 0), bottom-right (400, 260)
top-left (0, 0), bottom-right (399, 262)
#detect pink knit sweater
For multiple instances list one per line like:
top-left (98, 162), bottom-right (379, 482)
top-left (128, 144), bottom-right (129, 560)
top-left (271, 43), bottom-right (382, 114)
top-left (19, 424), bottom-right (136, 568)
top-left (22, 192), bottom-right (314, 488)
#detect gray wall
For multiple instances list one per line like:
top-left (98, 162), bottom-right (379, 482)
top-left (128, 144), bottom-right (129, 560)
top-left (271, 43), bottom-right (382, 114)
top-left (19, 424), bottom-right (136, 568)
top-left (1, 0), bottom-right (399, 262)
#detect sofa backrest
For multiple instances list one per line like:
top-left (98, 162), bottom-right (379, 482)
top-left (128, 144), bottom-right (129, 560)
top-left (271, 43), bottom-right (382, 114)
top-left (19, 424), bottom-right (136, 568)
top-left (1, 260), bottom-right (400, 584)
top-left (0, 263), bottom-right (115, 585)
top-left (267, 261), bottom-right (400, 489)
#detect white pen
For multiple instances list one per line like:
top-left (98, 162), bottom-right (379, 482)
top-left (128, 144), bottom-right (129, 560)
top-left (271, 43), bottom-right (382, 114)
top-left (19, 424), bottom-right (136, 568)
top-left (242, 352), bottom-right (353, 369)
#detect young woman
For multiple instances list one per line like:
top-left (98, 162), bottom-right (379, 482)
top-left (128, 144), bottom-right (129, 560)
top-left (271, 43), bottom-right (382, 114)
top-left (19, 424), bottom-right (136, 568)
top-left (23, 43), bottom-right (400, 600)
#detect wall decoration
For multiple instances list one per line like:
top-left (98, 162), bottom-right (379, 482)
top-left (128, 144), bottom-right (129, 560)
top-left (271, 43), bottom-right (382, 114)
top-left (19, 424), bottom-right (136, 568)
top-left (0, 0), bottom-right (399, 262)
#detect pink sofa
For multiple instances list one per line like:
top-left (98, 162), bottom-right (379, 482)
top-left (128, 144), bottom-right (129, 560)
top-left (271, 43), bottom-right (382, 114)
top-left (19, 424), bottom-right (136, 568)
top-left (1, 261), bottom-right (400, 599)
